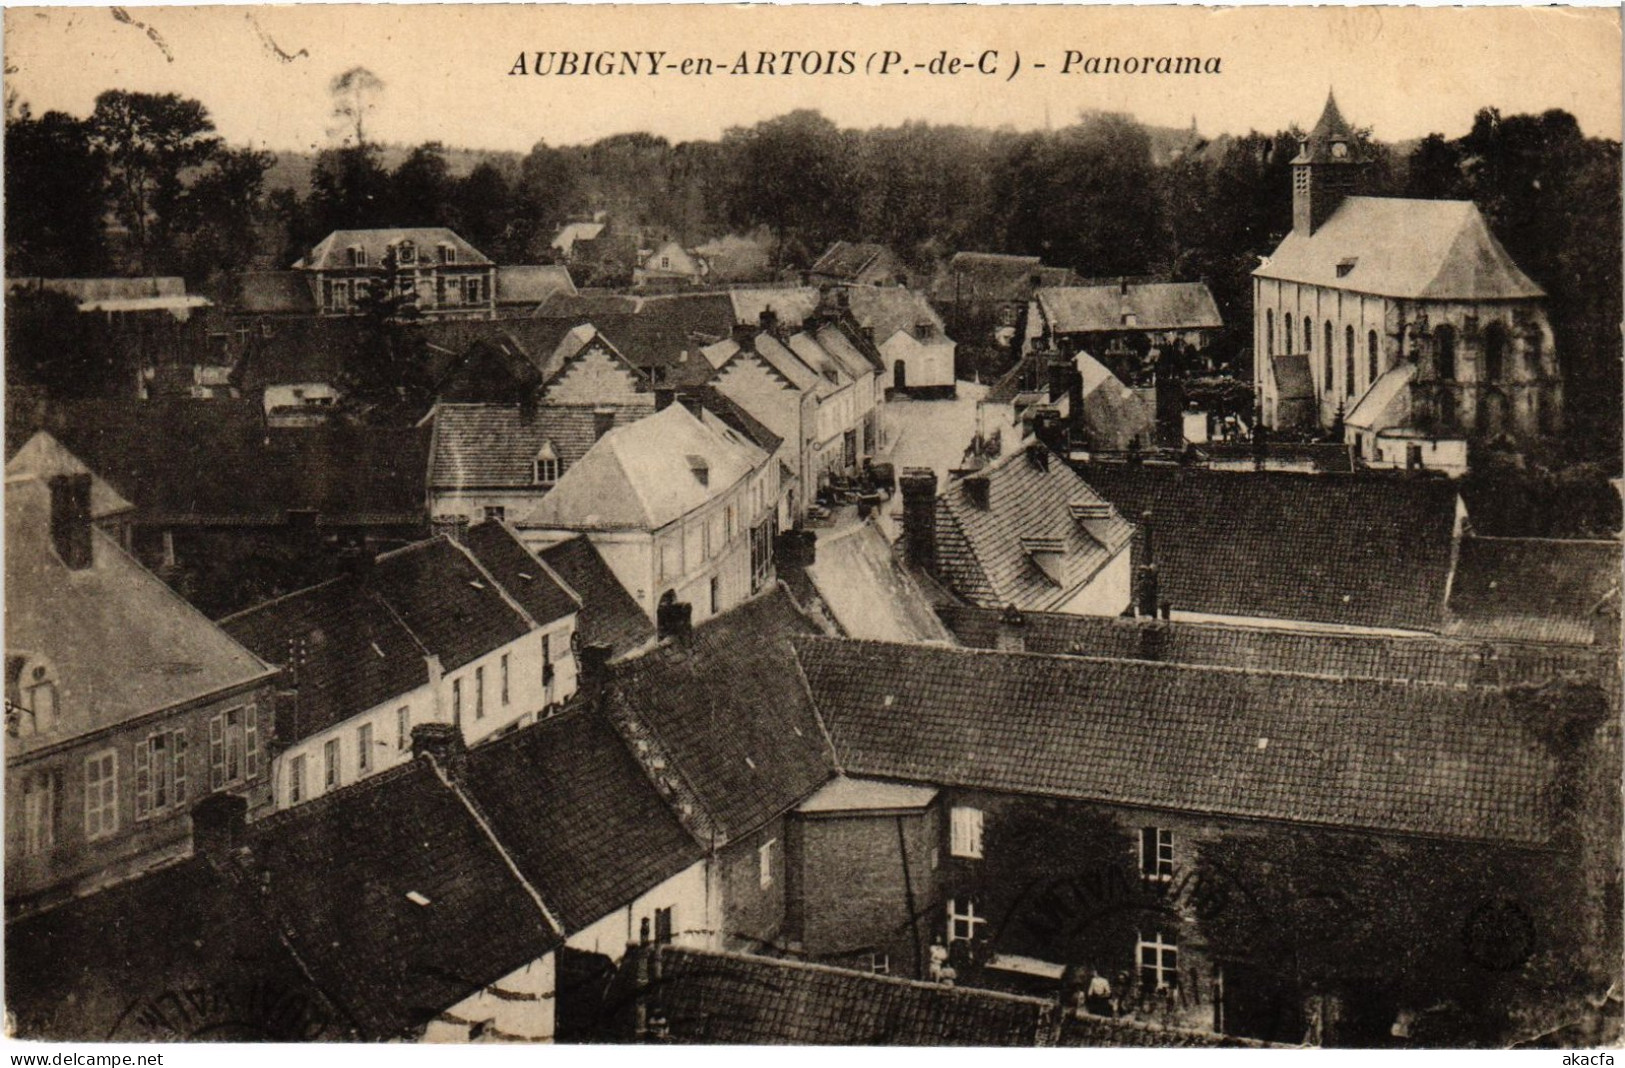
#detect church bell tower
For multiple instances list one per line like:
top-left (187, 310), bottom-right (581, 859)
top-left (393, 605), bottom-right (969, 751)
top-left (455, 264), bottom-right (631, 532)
top-left (1292, 91), bottom-right (1368, 236)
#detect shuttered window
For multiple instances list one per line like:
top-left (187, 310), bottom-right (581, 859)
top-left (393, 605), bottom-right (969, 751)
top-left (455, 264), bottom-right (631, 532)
top-left (84, 750), bottom-right (118, 840)
top-left (950, 806), bottom-right (984, 859)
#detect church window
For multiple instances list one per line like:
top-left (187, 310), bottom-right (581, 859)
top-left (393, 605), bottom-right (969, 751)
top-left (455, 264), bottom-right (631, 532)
top-left (1436, 325), bottom-right (1458, 380)
top-left (1368, 330), bottom-right (1380, 383)
top-left (1483, 322), bottom-right (1508, 382)
top-left (1265, 311), bottom-right (1274, 356)
top-left (1303, 317), bottom-right (1312, 354)
top-left (1345, 325), bottom-right (1357, 396)
top-left (1284, 314), bottom-right (1293, 355)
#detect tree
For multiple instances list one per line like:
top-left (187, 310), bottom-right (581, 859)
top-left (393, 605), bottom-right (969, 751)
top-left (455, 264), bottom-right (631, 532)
top-left (511, 141), bottom-right (584, 261)
top-left (449, 161), bottom-right (515, 261)
top-left (391, 142), bottom-right (454, 227)
top-left (307, 143), bottom-right (391, 235)
top-left (4, 107), bottom-right (108, 276)
top-left (719, 109), bottom-right (849, 268)
top-left (88, 90), bottom-right (221, 269)
top-left (329, 66), bottom-right (385, 147)
top-left (174, 145), bottom-right (276, 285)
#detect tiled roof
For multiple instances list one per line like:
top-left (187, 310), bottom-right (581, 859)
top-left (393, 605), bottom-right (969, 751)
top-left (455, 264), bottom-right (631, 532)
top-left (1270, 353), bottom-right (1314, 401)
top-left (841, 287), bottom-right (948, 351)
top-left (619, 947), bottom-right (1057, 1045)
top-left (1447, 537), bottom-right (1621, 645)
top-left (985, 352), bottom-right (1053, 405)
top-left (1072, 462), bottom-right (1462, 632)
top-left (430, 334), bottom-right (546, 404)
top-left (806, 520), bottom-right (955, 644)
top-left (5, 276), bottom-right (187, 303)
top-left (247, 761), bottom-right (561, 1039)
top-left (543, 293), bottom-right (737, 388)
top-left (295, 228), bottom-right (491, 271)
top-left (463, 707), bottom-right (705, 932)
top-left (5, 473), bottom-right (276, 759)
top-left (538, 536), bottom-right (655, 657)
top-left (1195, 441), bottom-right (1356, 474)
top-left (936, 604), bottom-right (1612, 688)
top-left (426, 401), bottom-right (653, 490)
top-left (605, 589), bottom-right (834, 840)
top-left (811, 241), bottom-right (895, 281)
top-left (1076, 354), bottom-right (1155, 450)
top-left (495, 264), bottom-right (577, 305)
top-left (235, 270), bottom-right (317, 314)
top-left (231, 316), bottom-right (368, 390)
top-left (416, 317), bottom-right (590, 379)
top-left (935, 446), bottom-right (1135, 612)
top-left (1256, 197), bottom-right (1544, 300)
top-left (934, 252), bottom-right (1077, 305)
top-left (369, 537), bottom-right (534, 673)
top-left (5, 857), bottom-right (338, 1041)
top-left (1037, 283), bottom-right (1223, 334)
top-left (728, 287), bottom-right (822, 331)
top-left (796, 637), bottom-right (1559, 845)
top-left (21, 400), bottom-right (428, 525)
top-left (462, 520), bottom-right (580, 628)
top-left (684, 387), bottom-right (785, 454)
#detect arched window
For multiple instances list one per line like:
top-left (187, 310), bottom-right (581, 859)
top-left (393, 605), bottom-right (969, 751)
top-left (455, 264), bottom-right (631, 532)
top-left (1304, 317), bottom-right (1313, 353)
top-left (1483, 322), bottom-right (1508, 382)
top-left (1284, 314), bottom-right (1293, 355)
top-left (1368, 330), bottom-right (1380, 383)
top-left (1436, 325), bottom-right (1457, 380)
top-left (1324, 346), bottom-right (1333, 394)
top-left (1345, 325), bottom-right (1356, 396)
top-left (1266, 310), bottom-right (1274, 357)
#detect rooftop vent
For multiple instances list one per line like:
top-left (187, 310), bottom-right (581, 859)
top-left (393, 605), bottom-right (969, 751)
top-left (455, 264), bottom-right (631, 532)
top-left (686, 455), bottom-right (710, 487)
top-left (1337, 257), bottom-right (1358, 278)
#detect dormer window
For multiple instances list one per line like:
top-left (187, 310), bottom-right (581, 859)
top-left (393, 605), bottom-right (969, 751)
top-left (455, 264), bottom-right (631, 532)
top-left (441, 244), bottom-right (457, 265)
top-left (1122, 313), bottom-right (1138, 328)
top-left (398, 241), bottom-right (417, 266)
top-left (8, 658), bottom-right (59, 738)
top-left (533, 441), bottom-right (560, 486)
top-left (348, 246), bottom-right (367, 268)
top-left (1337, 257), bottom-right (1358, 278)
top-left (687, 455), bottom-right (710, 488)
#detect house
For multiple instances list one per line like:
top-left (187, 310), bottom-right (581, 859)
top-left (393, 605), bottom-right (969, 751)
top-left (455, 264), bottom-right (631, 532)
top-left (809, 241), bottom-right (908, 287)
top-left (4, 439), bottom-right (280, 912)
top-left (1033, 280), bottom-right (1223, 387)
top-left (542, 291), bottom-right (736, 390)
top-left (1071, 461), bottom-right (1466, 633)
top-left (551, 220), bottom-right (607, 257)
top-left (931, 252), bottom-right (1077, 354)
top-left (221, 526), bottom-right (580, 809)
top-left (843, 286), bottom-right (957, 396)
top-left (694, 232), bottom-right (774, 283)
top-left (495, 264), bottom-right (577, 310)
top-left (517, 403), bottom-right (780, 623)
top-left (1253, 93), bottom-right (1562, 448)
top-left (793, 635), bottom-right (1597, 1042)
top-left (633, 240), bottom-right (709, 288)
top-left (898, 444), bottom-right (1136, 616)
top-left (229, 316), bottom-right (364, 421)
top-left (5, 276), bottom-right (211, 319)
top-left (293, 228), bottom-right (496, 319)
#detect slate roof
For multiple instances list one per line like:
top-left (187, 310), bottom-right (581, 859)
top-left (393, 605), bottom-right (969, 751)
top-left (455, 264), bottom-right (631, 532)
top-left (811, 242), bottom-right (896, 282)
top-left (247, 760), bottom-right (561, 1039)
top-left (521, 404), bottom-right (767, 532)
top-left (461, 520), bottom-right (580, 628)
top-left (4, 857), bottom-right (338, 1041)
top-left (1256, 196), bottom-right (1545, 300)
top-left (232, 316), bottom-right (367, 390)
top-left (1291, 91), bottom-right (1363, 165)
top-left (1446, 537), bottom-right (1621, 645)
top-left (426, 401), bottom-right (653, 490)
top-left (368, 538), bottom-right (534, 672)
top-left (1270, 353), bottom-right (1314, 402)
top-left (235, 270), bottom-right (317, 315)
top-left (806, 519), bottom-right (955, 644)
top-left (1037, 283), bottom-right (1223, 334)
top-left (605, 589), bottom-right (834, 840)
top-left (1071, 462), bottom-right (1463, 632)
top-left (934, 445), bottom-right (1135, 612)
top-left (7, 431), bottom-right (133, 519)
top-left (416, 317), bottom-right (592, 380)
top-left (542, 293), bottom-right (736, 389)
top-left (5, 470), bottom-right (276, 759)
top-left (295, 228), bottom-right (491, 271)
top-left (934, 252), bottom-right (1078, 306)
top-left (795, 637), bottom-right (1561, 845)
top-left (935, 604), bottom-right (1612, 688)
top-left (494, 264), bottom-right (577, 306)
top-left (538, 536), bottom-right (656, 657)
top-left (682, 386), bottom-right (785, 455)
top-left (463, 707), bottom-right (705, 932)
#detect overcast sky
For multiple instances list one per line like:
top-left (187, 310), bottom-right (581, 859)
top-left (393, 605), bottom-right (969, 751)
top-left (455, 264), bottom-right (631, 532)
top-left (5, 5), bottom-right (1620, 154)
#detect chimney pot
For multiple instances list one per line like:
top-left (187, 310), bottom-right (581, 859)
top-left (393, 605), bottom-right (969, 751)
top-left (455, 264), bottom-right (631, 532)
top-left (48, 473), bottom-right (94, 570)
top-left (898, 468), bottom-right (940, 574)
top-left (412, 721), bottom-right (468, 783)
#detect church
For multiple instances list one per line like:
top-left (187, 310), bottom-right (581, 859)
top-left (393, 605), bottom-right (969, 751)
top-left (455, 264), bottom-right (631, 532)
top-left (1253, 94), bottom-right (1563, 467)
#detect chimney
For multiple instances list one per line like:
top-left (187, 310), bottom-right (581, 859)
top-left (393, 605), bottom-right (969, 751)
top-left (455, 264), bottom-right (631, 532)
top-left (1045, 358), bottom-right (1072, 404)
top-left (1252, 424), bottom-right (1269, 471)
top-left (1032, 410), bottom-right (1067, 456)
top-left (759, 308), bottom-right (779, 336)
top-left (995, 604), bottom-right (1026, 653)
top-left (654, 388), bottom-right (676, 412)
top-left (1025, 441), bottom-right (1051, 472)
top-left (898, 468), bottom-right (939, 574)
top-left (337, 540), bottom-right (375, 581)
top-left (577, 642), bottom-right (613, 702)
top-left (519, 390), bottom-right (538, 425)
top-left (1136, 564), bottom-right (1160, 620)
top-left (432, 514), bottom-right (470, 545)
top-left (1140, 510), bottom-right (1155, 567)
top-left (656, 597), bottom-right (693, 643)
top-left (191, 793), bottom-right (248, 864)
top-left (594, 408), bottom-right (616, 440)
top-left (1119, 277), bottom-right (1130, 297)
top-left (412, 721), bottom-right (468, 783)
top-left (962, 471), bottom-right (991, 510)
top-left (49, 473), bottom-right (93, 570)
top-left (1137, 616), bottom-right (1166, 661)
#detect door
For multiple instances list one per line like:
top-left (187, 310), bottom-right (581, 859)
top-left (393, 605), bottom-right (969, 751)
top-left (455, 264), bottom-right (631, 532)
top-left (894, 359), bottom-right (907, 391)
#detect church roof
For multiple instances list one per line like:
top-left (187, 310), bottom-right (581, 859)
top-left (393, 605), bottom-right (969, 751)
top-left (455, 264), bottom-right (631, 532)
top-left (1292, 91), bottom-right (1363, 165)
top-left (1255, 196), bottom-right (1545, 300)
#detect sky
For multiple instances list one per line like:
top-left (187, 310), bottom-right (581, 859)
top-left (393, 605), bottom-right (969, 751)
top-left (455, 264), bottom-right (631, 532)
top-left (4, 5), bottom-right (1621, 154)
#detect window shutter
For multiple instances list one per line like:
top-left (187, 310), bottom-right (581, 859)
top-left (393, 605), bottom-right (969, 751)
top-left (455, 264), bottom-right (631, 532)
top-left (83, 757), bottom-right (99, 838)
top-left (245, 706), bottom-right (260, 779)
top-left (209, 715), bottom-right (225, 790)
top-left (134, 738), bottom-right (152, 820)
top-left (1140, 827), bottom-right (1155, 873)
top-left (173, 731), bottom-right (188, 804)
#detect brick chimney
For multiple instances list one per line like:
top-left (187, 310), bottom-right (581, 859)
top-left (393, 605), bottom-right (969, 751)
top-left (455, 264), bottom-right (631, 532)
top-left (656, 597), bottom-right (693, 643)
top-left (899, 468), bottom-right (939, 574)
top-left (995, 604), bottom-right (1026, 653)
top-left (962, 471), bottom-right (991, 510)
top-left (49, 473), bottom-right (94, 570)
top-left (759, 308), bottom-right (779, 336)
top-left (1136, 563), bottom-right (1160, 620)
top-left (191, 793), bottom-right (248, 864)
top-left (412, 721), bottom-right (468, 783)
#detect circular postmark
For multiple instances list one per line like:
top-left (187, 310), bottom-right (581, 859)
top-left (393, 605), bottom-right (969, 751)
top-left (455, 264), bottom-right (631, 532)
top-left (1461, 898), bottom-right (1536, 973)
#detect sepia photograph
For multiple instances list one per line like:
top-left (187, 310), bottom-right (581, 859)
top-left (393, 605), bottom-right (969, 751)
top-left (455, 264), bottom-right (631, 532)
top-left (1, 2), bottom-right (1621, 1051)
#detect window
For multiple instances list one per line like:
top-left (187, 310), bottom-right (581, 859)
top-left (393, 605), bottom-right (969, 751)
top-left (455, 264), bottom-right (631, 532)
top-left (1265, 310), bottom-right (1274, 357)
top-left (950, 806), bottom-right (984, 859)
top-left (1368, 329), bottom-right (1380, 384)
top-left (1139, 827), bottom-right (1174, 881)
top-left (1345, 325), bottom-right (1357, 397)
top-left (1304, 316), bottom-right (1313, 354)
top-left (467, 277), bottom-right (483, 303)
top-left (452, 677), bottom-right (463, 722)
top-left (135, 729), bottom-right (187, 820)
top-left (475, 666), bottom-right (486, 720)
top-left (501, 653), bottom-right (510, 706)
top-left (484, 505), bottom-right (506, 522)
top-left (1137, 931), bottom-right (1179, 991)
top-left (209, 706), bottom-right (259, 789)
top-left (348, 246), bottom-right (367, 268)
top-left (710, 575), bottom-right (721, 616)
top-left (660, 255), bottom-right (671, 269)
top-left (869, 952), bottom-right (891, 976)
top-left (947, 898), bottom-right (985, 943)
top-left (84, 749), bottom-right (118, 840)
top-left (397, 707), bottom-right (411, 751)
top-left (1284, 314), bottom-right (1293, 355)
top-left (288, 754), bottom-right (306, 804)
top-left (358, 723), bottom-right (374, 774)
top-left (22, 772), bottom-right (57, 856)
top-left (1483, 322), bottom-right (1508, 382)
top-left (324, 739), bottom-right (340, 790)
top-left (1325, 320), bottom-right (1334, 373)
top-left (1436, 325), bottom-right (1458, 380)
top-left (654, 906), bottom-right (674, 945)
top-left (759, 838), bottom-right (777, 889)
top-left (441, 245), bottom-right (457, 265)
top-left (398, 241), bottom-right (416, 265)
top-left (533, 441), bottom-right (560, 485)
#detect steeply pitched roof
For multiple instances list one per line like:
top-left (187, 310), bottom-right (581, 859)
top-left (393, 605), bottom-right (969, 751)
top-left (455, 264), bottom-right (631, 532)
top-left (295, 228), bottom-right (491, 271)
top-left (551, 221), bottom-right (606, 253)
top-left (1072, 462), bottom-right (1462, 632)
top-left (1037, 283), bottom-right (1223, 334)
top-left (1346, 362), bottom-right (1415, 430)
top-left (811, 241), bottom-right (895, 281)
top-left (841, 287), bottom-right (949, 351)
top-left (796, 637), bottom-right (1560, 845)
top-left (728, 287), bottom-right (821, 330)
top-left (5, 857), bottom-right (338, 1041)
top-left (426, 401), bottom-right (653, 490)
top-left (541, 292), bottom-right (736, 388)
top-left (521, 404), bottom-right (766, 532)
top-left (461, 520), bottom-right (580, 627)
top-left (538, 536), bottom-right (655, 657)
top-left (1291, 91), bottom-right (1364, 165)
top-left (463, 707), bottom-right (705, 932)
top-left (1255, 197), bottom-right (1545, 300)
top-left (806, 520), bottom-right (955, 644)
top-left (7, 431), bottom-right (133, 519)
top-left (605, 589), bottom-right (833, 840)
top-left (4, 473), bottom-right (276, 758)
top-left (935, 446), bottom-right (1135, 612)
top-left (247, 760), bottom-right (561, 1039)
top-left (1075, 353), bottom-right (1155, 451)
top-left (1270, 353), bottom-right (1314, 402)
top-left (1447, 537), bottom-right (1621, 645)
top-left (936, 603), bottom-right (1612, 688)
top-left (683, 387), bottom-right (785, 455)
top-left (368, 537), bottom-right (534, 672)
top-left (495, 264), bottom-right (577, 306)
